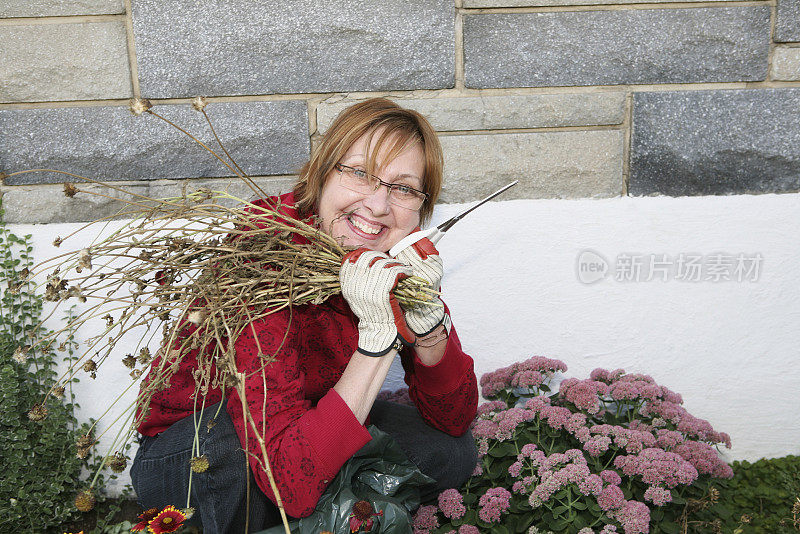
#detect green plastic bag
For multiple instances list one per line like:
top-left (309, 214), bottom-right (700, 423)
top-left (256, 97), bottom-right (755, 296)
top-left (257, 425), bottom-right (435, 534)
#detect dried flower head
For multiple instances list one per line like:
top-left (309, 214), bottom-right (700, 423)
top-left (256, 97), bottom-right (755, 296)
top-left (64, 182), bottom-right (78, 197)
top-left (182, 507), bottom-right (195, 521)
top-left (190, 454), bottom-right (210, 473)
top-left (108, 452), bottom-right (128, 473)
top-left (122, 354), bottom-right (137, 368)
top-left (740, 514), bottom-right (751, 524)
top-left (130, 369), bottom-right (143, 380)
top-left (18, 267), bottom-right (29, 280)
top-left (82, 359), bottom-right (97, 373)
top-left (187, 309), bottom-right (207, 325)
top-left (708, 487), bottom-right (720, 503)
top-left (76, 434), bottom-right (95, 459)
top-left (77, 248), bottom-right (92, 272)
top-left (53, 236), bottom-right (63, 247)
top-left (52, 386), bottom-right (66, 399)
top-left (74, 489), bottom-right (96, 512)
top-left (13, 345), bottom-right (29, 364)
top-left (192, 96), bottom-right (208, 112)
top-left (28, 403), bottom-right (48, 421)
top-left (7, 280), bottom-right (21, 295)
top-left (66, 285), bottom-right (87, 302)
top-left (138, 347), bottom-right (152, 364)
top-left (0, 171), bottom-right (7, 184)
top-left (129, 98), bottom-right (153, 116)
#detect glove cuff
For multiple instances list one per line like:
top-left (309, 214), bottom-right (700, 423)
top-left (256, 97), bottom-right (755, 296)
top-left (357, 334), bottom-right (413, 358)
top-left (413, 311), bottom-right (451, 338)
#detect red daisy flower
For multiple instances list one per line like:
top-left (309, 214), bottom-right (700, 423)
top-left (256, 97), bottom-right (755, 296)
top-left (348, 500), bottom-right (383, 532)
top-left (146, 505), bottom-right (186, 534)
top-left (131, 508), bottom-right (160, 532)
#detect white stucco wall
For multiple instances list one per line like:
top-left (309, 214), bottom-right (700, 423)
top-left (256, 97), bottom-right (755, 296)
top-left (10, 191), bottom-right (800, 492)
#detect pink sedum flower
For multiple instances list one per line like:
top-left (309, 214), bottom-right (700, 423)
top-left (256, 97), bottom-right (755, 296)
top-left (600, 470), bottom-right (622, 486)
top-left (597, 484), bottom-right (625, 511)
top-left (608, 500), bottom-right (651, 534)
top-left (478, 487), bottom-right (512, 523)
top-left (412, 505), bottom-right (438, 533)
top-left (437, 489), bottom-right (466, 520)
top-left (644, 485), bottom-right (672, 506)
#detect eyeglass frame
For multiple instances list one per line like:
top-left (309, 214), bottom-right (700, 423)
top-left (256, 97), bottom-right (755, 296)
top-left (333, 163), bottom-right (429, 211)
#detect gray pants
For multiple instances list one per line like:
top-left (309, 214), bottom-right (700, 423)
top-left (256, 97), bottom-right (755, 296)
top-left (131, 399), bottom-right (477, 534)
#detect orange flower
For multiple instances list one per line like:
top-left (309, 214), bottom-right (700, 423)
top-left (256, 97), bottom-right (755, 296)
top-left (131, 507), bottom-right (160, 531)
top-left (147, 505), bottom-right (186, 534)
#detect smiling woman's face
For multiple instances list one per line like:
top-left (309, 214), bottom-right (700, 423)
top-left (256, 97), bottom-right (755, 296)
top-left (317, 130), bottom-right (424, 253)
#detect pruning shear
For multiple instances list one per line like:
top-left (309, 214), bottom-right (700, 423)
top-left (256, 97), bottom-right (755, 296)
top-left (389, 180), bottom-right (518, 257)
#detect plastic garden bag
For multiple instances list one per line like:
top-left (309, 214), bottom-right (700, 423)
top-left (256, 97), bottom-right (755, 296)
top-left (257, 425), bottom-right (435, 534)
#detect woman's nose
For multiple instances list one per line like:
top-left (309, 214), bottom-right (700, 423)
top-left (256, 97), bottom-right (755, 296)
top-left (362, 184), bottom-right (392, 215)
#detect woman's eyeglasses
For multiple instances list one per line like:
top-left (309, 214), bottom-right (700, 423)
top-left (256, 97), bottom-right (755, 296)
top-left (334, 163), bottom-right (427, 211)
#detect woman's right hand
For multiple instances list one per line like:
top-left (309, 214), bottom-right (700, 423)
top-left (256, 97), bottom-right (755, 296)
top-left (339, 248), bottom-right (416, 356)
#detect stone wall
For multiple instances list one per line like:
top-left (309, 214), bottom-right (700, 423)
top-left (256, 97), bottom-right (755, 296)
top-left (1, 0), bottom-right (799, 223)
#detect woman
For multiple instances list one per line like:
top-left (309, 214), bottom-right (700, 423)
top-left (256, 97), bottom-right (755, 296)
top-left (131, 98), bottom-right (479, 533)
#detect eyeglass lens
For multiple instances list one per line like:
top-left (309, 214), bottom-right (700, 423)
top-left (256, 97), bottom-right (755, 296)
top-left (338, 167), bottom-right (424, 210)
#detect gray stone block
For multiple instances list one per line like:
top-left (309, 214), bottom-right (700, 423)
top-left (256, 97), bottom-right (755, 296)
top-left (0, 0), bottom-right (123, 17)
top-left (0, 101), bottom-right (310, 185)
top-left (316, 93), bottom-right (626, 134)
top-left (775, 0), bottom-right (800, 43)
top-left (438, 130), bottom-right (623, 202)
top-left (131, 0), bottom-right (454, 98)
top-left (0, 21), bottom-right (131, 102)
top-left (630, 89), bottom-right (800, 196)
top-left (464, 0), bottom-right (723, 5)
top-left (0, 176), bottom-right (298, 224)
top-left (772, 47), bottom-right (800, 81)
top-left (463, 7), bottom-right (770, 88)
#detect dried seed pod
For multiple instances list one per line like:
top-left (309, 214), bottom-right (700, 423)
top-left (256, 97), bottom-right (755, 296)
top-left (122, 354), bottom-right (137, 369)
top-left (138, 347), bottom-right (152, 364)
top-left (190, 455), bottom-right (209, 473)
top-left (28, 403), bottom-right (47, 421)
top-left (12, 346), bottom-right (28, 364)
top-left (74, 489), bottom-right (96, 512)
top-left (129, 98), bottom-right (152, 116)
top-left (108, 452), bottom-right (127, 473)
top-left (76, 434), bottom-right (95, 459)
top-left (63, 182), bottom-right (78, 197)
top-left (191, 96), bottom-right (208, 112)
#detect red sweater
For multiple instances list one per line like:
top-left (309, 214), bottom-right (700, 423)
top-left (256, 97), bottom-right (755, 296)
top-left (137, 193), bottom-right (479, 518)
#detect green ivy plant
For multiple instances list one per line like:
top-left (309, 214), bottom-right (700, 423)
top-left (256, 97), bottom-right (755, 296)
top-left (0, 197), bottom-right (122, 532)
top-left (689, 455), bottom-right (800, 533)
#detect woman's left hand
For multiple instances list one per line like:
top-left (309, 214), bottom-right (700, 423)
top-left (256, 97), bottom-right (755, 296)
top-left (394, 234), bottom-right (446, 336)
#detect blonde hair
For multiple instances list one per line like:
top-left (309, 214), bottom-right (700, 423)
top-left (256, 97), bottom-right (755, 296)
top-left (294, 98), bottom-right (443, 225)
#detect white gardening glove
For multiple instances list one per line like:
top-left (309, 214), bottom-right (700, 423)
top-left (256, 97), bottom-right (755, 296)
top-left (340, 248), bottom-right (416, 356)
top-left (394, 234), bottom-right (446, 336)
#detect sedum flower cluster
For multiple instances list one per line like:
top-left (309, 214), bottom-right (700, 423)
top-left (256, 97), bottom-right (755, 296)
top-left (412, 356), bottom-right (733, 534)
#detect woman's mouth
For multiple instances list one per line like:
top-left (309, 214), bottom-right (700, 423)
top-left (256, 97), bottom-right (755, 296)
top-left (346, 213), bottom-right (385, 239)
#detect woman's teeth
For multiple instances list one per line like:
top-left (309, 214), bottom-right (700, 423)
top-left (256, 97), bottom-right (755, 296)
top-left (349, 215), bottom-right (382, 235)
